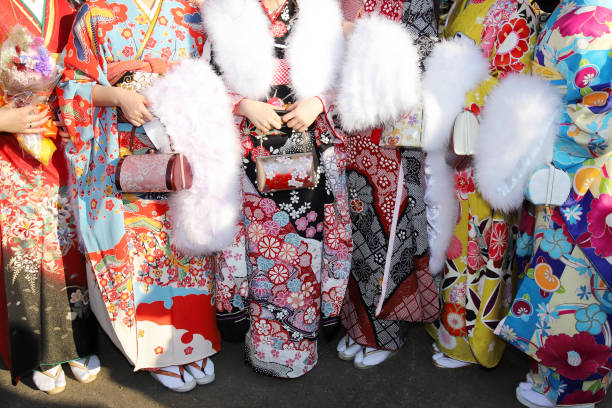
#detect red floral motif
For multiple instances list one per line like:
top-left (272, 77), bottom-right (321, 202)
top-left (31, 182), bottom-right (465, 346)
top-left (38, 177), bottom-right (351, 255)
top-left (536, 332), bottom-right (612, 380)
top-left (184, 346), bottom-right (193, 355)
top-left (586, 194), bottom-right (612, 257)
top-left (363, 0), bottom-right (377, 12)
top-left (380, 0), bottom-right (403, 20)
top-left (350, 198), bottom-right (363, 213)
top-left (455, 169), bottom-right (475, 200)
top-left (493, 18), bottom-right (531, 74)
top-left (442, 303), bottom-right (467, 337)
top-left (270, 21), bottom-right (287, 37)
top-left (258, 235), bottom-right (281, 259)
top-left (467, 239), bottom-right (485, 271)
top-left (485, 221), bottom-right (509, 262)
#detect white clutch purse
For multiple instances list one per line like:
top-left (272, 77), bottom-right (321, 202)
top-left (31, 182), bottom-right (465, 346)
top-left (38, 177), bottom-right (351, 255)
top-left (525, 164), bottom-right (572, 206)
top-left (452, 110), bottom-right (479, 156)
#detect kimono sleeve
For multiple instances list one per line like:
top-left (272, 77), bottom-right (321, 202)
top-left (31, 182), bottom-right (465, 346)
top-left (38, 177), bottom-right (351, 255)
top-left (57, 3), bottom-right (113, 152)
top-left (319, 128), bottom-right (352, 327)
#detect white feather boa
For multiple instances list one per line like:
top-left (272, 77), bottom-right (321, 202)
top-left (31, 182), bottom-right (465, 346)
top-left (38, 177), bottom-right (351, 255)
top-left (336, 15), bottom-right (421, 133)
top-left (422, 38), bottom-right (489, 153)
top-left (202, 0), bottom-right (344, 100)
top-left (144, 59), bottom-right (241, 256)
top-left (424, 151), bottom-right (457, 275)
top-left (474, 74), bottom-right (563, 212)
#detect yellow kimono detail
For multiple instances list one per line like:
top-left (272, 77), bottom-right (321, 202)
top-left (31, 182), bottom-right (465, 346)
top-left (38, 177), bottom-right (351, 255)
top-left (426, 0), bottom-right (537, 367)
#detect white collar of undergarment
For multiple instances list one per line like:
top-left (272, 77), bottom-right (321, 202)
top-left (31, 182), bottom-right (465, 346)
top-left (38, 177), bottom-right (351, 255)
top-left (22, 0), bottom-right (46, 24)
top-left (202, 0), bottom-right (345, 101)
top-left (134, 0), bottom-right (162, 20)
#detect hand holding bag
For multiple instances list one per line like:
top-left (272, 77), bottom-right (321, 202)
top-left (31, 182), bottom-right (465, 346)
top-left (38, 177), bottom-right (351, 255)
top-left (254, 116), bottom-right (317, 193)
top-left (115, 127), bottom-right (193, 193)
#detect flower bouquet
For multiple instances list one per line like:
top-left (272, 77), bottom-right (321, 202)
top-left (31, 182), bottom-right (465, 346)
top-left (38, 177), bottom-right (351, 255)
top-left (0, 25), bottom-right (58, 165)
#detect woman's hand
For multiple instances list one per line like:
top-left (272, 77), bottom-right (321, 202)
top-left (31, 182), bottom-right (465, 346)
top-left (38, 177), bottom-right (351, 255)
top-left (116, 88), bottom-right (153, 127)
top-left (0, 103), bottom-right (49, 134)
top-left (282, 97), bottom-right (324, 132)
top-left (238, 99), bottom-right (283, 134)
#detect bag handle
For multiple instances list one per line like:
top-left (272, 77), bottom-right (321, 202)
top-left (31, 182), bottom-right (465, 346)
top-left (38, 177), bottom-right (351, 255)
top-left (135, 0), bottom-right (164, 60)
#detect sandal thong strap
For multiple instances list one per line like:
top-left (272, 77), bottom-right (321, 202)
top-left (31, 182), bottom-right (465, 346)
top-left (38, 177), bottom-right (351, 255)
top-left (153, 366), bottom-right (188, 382)
top-left (68, 356), bottom-right (91, 371)
top-left (39, 366), bottom-right (63, 380)
top-left (188, 358), bottom-right (208, 371)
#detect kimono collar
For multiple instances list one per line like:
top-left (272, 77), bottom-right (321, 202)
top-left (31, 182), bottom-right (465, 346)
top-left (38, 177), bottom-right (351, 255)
top-left (202, 0), bottom-right (344, 101)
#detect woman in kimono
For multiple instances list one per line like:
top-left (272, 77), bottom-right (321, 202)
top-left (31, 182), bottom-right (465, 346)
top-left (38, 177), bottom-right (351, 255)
top-left (335, 0), bottom-right (440, 368)
top-left (203, 0), bottom-right (351, 378)
top-left (58, 0), bottom-right (220, 392)
top-left (494, 0), bottom-right (612, 405)
top-left (0, 0), bottom-right (99, 394)
top-left (424, 0), bottom-right (538, 369)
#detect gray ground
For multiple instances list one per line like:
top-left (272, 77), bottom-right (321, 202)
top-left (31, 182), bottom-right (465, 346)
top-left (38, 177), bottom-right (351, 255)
top-left (1, 324), bottom-right (604, 408)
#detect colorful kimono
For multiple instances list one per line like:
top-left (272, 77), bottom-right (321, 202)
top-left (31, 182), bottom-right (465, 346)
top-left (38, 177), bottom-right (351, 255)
top-left (425, 0), bottom-right (537, 367)
top-left (57, 0), bottom-right (220, 370)
top-left (497, 0), bottom-right (612, 404)
top-left (0, 0), bottom-right (97, 383)
top-left (203, 0), bottom-right (351, 378)
top-left (340, 0), bottom-right (440, 352)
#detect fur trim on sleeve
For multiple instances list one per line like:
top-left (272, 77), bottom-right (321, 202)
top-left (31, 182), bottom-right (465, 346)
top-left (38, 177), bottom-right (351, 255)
top-left (424, 151), bottom-right (457, 275)
top-left (422, 38), bottom-right (489, 153)
top-left (202, 0), bottom-right (275, 100)
top-left (145, 59), bottom-right (241, 256)
top-left (287, 0), bottom-right (345, 101)
top-left (336, 15), bottom-right (421, 133)
top-left (474, 74), bottom-right (562, 212)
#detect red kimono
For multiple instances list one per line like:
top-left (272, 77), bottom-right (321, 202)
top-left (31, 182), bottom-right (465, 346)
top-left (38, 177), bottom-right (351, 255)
top-left (0, 0), bottom-right (97, 383)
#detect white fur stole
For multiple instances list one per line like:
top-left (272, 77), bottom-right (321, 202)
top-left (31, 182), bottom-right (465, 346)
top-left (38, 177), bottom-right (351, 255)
top-left (422, 38), bottom-right (489, 153)
top-left (202, 0), bottom-right (344, 101)
top-left (474, 74), bottom-right (563, 212)
top-left (145, 59), bottom-right (241, 256)
top-left (336, 15), bottom-right (421, 133)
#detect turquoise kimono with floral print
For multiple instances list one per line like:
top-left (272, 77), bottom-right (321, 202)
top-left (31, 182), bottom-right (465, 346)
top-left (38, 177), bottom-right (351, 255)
top-left (497, 0), bottom-right (612, 405)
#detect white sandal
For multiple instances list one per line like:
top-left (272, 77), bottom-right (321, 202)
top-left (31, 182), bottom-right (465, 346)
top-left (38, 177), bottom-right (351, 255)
top-left (68, 355), bottom-right (101, 383)
top-left (150, 365), bottom-right (196, 393)
top-left (184, 358), bottom-right (215, 385)
top-left (337, 334), bottom-right (363, 361)
top-left (515, 385), bottom-right (595, 408)
top-left (432, 352), bottom-right (474, 368)
top-left (353, 346), bottom-right (395, 369)
top-left (32, 365), bottom-right (66, 395)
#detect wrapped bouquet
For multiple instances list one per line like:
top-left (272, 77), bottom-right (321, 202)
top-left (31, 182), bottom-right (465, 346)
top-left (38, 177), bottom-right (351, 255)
top-left (0, 25), bottom-right (58, 165)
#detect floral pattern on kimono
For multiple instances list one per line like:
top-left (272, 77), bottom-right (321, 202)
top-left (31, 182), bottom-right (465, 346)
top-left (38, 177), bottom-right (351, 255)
top-left (208, 1), bottom-right (352, 378)
top-left (0, 0), bottom-right (97, 383)
top-left (340, 0), bottom-right (440, 352)
top-left (425, 0), bottom-right (537, 368)
top-left (497, 0), bottom-right (612, 404)
top-left (57, 0), bottom-right (220, 370)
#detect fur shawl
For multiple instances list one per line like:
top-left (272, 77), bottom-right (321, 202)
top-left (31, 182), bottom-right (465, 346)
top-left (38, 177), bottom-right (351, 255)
top-left (145, 59), bottom-right (241, 256)
top-left (202, 0), bottom-right (345, 100)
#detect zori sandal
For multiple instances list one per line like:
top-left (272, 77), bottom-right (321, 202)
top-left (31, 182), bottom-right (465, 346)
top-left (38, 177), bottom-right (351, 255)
top-left (68, 355), bottom-right (101, 383)
top-left (32, 365), bottom-right (66, 395)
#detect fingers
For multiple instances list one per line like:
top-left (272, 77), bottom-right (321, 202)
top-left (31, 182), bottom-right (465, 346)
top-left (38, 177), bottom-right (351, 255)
top-left (20, 127), bottom-right (45, 134)
top-left (286, 103), bottom-right (297, 111)
top-left (141, 107), bottom-right (153, 123)
top-left (269, 114), bottom-right (282, 130)
top-left (28, 109), bottom-right (50, 123)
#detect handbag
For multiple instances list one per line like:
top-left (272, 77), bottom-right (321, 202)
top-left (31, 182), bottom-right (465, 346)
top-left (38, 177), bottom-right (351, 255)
top-left (379, 106), bottom-right (423, 148)
top-left (115, 127), bottom-right (193, 193)
top-left (254, 114), bottom-right (317, 193)
top-left (452, 110), bottom-right (479, 156)
top-left (525, 163), bottom-right (571, 206)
